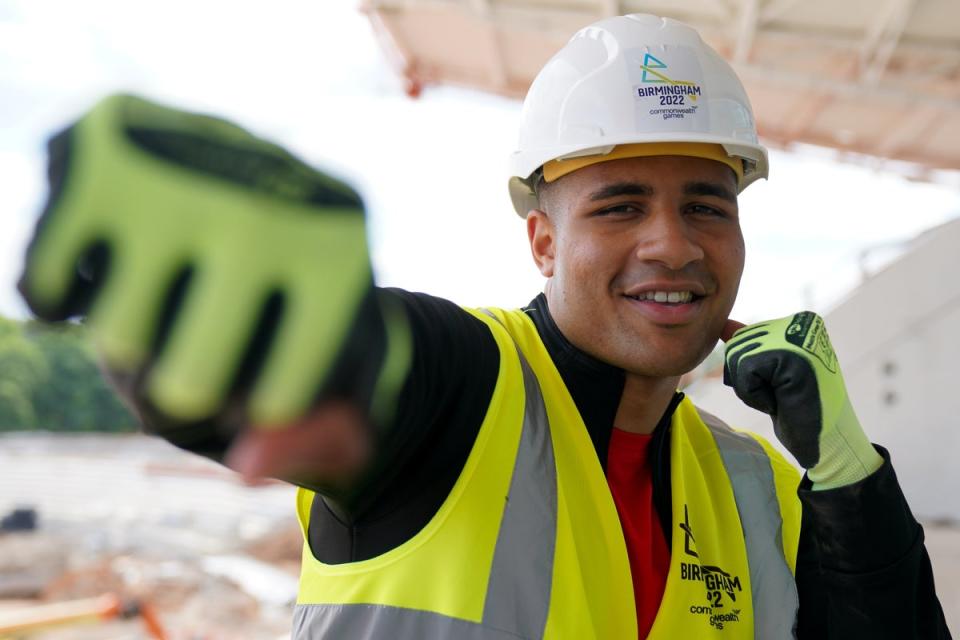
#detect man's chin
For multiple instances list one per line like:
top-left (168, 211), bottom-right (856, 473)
top-left (623, 344), bottom-right (715, 379)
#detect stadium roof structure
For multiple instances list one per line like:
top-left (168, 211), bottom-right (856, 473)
top-left (363, 0), bottom-right (960, 182)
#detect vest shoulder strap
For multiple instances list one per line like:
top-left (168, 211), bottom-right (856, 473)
top-left (696, 405), bottom-right (801, 639)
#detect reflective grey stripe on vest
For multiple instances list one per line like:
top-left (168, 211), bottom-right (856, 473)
top-left (699, 408), bottom-right (799, 640)
top-left (293, 344), bottom-right (557, 639)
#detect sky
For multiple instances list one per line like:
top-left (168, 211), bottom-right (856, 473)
top-left (2, 0), bottom-right (959, 325)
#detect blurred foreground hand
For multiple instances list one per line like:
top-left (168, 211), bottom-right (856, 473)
top-left (18, 94), bottom-right (407, 440)
top-left (721, 312), bottom-right (883, 490)
top-left (227, 401), bottom-right (372, 485)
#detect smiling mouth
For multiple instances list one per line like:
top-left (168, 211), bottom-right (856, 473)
top-left (625, 290), bottom-right (701, 304)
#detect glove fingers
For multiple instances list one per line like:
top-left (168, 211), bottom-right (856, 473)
top-left (240, 211), bottom-right (370, 425)
top-left (250, 269), bottom-right (370, 426)
top-left (24, 240), bottom-right (112, 324)
top-left (738, 352), bottom-right (823, 468)
top-left (146, 264), bottom-right (264, 421)
top-left (723, 340), bottom-right (761, 387)
top-left (248, 293), bottom-right (351, 426)
top-left (89, 239), bottom-right (190, 369)
top-left (19, 206), bottom-right (102, 322)
top-left (724, 326), bottom-right (769, 353)
top-left (730, 350), bottom-right (780, 415)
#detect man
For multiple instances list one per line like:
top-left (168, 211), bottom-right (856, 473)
top-left (18, 13), bottom-right (950, 640)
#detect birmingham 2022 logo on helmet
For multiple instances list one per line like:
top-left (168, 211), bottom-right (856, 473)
top-left (637, 53), bottom-right (702, 104)
top-left (631, 49), bottom-right (706, 124)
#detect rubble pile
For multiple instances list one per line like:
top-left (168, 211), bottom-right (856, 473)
top-left (5, 434), bottom-right (958, 635)
top-left (0, 433), bottom-right (301, 639)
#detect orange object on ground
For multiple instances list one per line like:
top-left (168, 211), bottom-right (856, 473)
top-left (0, 593), bottom-right (168, 639)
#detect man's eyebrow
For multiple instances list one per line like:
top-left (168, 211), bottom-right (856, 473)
top-left (588, 182), bottom-right (654, 202)
top-left (683, 181), bottom-right (737, 204)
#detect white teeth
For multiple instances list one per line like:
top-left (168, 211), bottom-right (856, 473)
top-left (633, 291), bottom-right (694, 303)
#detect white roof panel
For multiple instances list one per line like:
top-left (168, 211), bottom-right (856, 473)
top-left (364, 0), bottom-right (960, 180)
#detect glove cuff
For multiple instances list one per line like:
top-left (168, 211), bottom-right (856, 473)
top-left (807, 397), bottom-right (883, 490)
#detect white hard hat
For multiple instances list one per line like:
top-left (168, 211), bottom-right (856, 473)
top-left (508, 13), bottom-right (768, 217)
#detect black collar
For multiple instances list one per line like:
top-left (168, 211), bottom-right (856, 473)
top-left (523, 293), bottom-right (681, 467)
top-left (523, 293), bottom-right (680, 543)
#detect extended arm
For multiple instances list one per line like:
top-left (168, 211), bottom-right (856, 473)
top-left (18, 95), bottom-right (499, 524)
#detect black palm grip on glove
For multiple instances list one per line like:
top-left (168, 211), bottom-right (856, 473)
top-left (724, 311), bottom-right (881, 485)
top-left (726, 348), bottom-right (824, 468)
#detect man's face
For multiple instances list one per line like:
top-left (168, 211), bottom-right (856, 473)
top-left (527, 155), bottom-right (744, 378)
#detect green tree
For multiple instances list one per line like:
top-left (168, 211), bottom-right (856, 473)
top-left (0, 317), bottom-right (49, 429)
top-left (0, 316), bottom-right (138, 432)
top-left (24, 320), bottom-right (138, 432)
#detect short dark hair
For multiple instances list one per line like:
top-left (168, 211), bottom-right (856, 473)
top-left (531, 170), bottom-right (552, 213)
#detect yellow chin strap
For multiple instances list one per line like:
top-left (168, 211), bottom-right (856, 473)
top-left (542, 142), bottom-right (744, 186)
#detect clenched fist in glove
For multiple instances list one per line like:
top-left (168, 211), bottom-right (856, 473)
top-left (18, 94), bottom-right (410, 435)
top-left (722, 312), bottom-right (883, 490)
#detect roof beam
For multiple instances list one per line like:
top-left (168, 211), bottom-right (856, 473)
top-left (734, 0), bottom-right (760, 63)
top-left (781, 92), bottom-right (834, 142)
top-left (716, 0), bottom-right (741, 20)
top-left (859, 0), bottom-right (916, 85)
top-left (362, 3), bottom-right (426, 96)
top-left (737, 60), bottom-right (960, 112)
top-left (765, 129), bottom-right (960, 172)
top-left (469, 0), bottom-right (509, 90)
top-left (758, 0), bottom-right (803, 24)
top-left (875, 105), bottom-right (942, 157)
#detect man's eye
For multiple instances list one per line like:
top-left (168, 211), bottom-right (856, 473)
top-left (596, 204), bottom-right (640, 216)
top-left (687, 204), bottom-right (729, 218)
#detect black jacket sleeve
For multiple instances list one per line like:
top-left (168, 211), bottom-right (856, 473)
top-left (304, 289), bottom-right (500, 562)
top-left (796, 446), bottom-right (952, 639)
top-left (110, 287), bottom-right (501, 564)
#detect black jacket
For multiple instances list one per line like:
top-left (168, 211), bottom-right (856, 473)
top-left (135, 289), bottom-right (951, 639)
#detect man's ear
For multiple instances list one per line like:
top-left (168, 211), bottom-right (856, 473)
top-left (527, 209), bottom-right (556, 278)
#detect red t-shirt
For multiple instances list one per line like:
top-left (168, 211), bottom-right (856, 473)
top-left (606, 428), bottom-right (671, 639)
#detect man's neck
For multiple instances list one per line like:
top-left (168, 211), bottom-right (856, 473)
top-left (614, 374), bottom-right (682, 435)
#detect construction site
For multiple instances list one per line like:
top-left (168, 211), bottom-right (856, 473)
top-left (2, 0), bottom-right (960, 637)
top-left (2, 429), bottom-right (959, 637)
top-left (0, 433), bottom-right (300, 639)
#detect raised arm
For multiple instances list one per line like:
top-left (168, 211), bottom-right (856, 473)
top-left (722, 312), bottom-right (951, 638)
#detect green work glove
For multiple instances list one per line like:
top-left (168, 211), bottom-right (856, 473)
top-left (723, 312), bottom-right (883, 490)
top-left (19, 94), bottom-right (409, 427)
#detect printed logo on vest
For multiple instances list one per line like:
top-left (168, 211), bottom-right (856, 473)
top-left (679, 504), bottom-right (745, 631)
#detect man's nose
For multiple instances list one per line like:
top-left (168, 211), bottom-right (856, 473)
top-left (634, 210), bottom-right (704, 270)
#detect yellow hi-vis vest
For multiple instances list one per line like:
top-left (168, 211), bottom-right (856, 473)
top-left (293, 308), bottom-right (803, 639)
